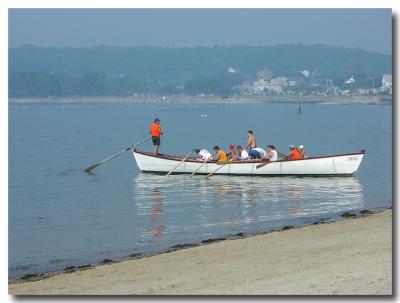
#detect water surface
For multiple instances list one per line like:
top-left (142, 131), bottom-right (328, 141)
top-left (9, 102), bottom-right (392, 278)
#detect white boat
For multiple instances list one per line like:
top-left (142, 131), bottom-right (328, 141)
top-left (132, 149), bottom-right (365, 176)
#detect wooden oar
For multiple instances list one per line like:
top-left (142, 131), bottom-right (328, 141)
top-left (84, 137), bottom-right (151, 173)
top-left (277, 150), bottom-right (286, 158)
top-left (256, 161), bottom-right (271, 169)
top-left (256, 149), bottom-right (286, 169)
top-left (204, 159), bottom-right (233, 179)
top-left (190, 152), bottom-right (216, 177)
top-left (165, 149), bottom-right (195, 176)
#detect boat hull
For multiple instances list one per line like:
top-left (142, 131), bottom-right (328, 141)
top-left (132, 150), bottom-right (365, 176)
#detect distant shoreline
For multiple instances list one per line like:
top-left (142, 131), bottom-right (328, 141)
top-left (9, 95), bottom-right (392, 105)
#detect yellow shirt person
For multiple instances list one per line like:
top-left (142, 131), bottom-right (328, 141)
top-left (213, 146), bottom-right (228, 162)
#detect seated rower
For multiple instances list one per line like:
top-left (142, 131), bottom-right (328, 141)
top-left (285, 145), bottom-right (302, 160)
top-left (227, 144), bottom-right (238, 160)
top-left (213, 146), bottom-right (228, 162)
top-left (249, 147), bottom-right (267, 159)
top-left (261, 145), bottom-right (279, 162)
top-left (298, 145), bottom-right (308, 159)
top-left (236, 145), bottom-right (249, 160)
top-left (195, 149), bottom-right (212, 161)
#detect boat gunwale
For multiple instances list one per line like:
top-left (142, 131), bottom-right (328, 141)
top-left (133, 149), bottom-right (365, 164)
top-left (139, 170), bottom-right (355, 177)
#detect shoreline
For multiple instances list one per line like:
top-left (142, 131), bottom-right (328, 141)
top-left (9, 95), bottom-right (392, 105)
top-left (9, 208), bottom-right (392, 295)
top-left (9, 208), bottom-right (384, 283)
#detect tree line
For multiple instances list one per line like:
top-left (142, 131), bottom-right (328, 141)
top-left (9, 44), bottom-right (392, 97)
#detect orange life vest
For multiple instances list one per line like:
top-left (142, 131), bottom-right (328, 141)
top-left (150, 123), bottom-right (161, 137)
top-left (290, 149), bottom-right (301, 160)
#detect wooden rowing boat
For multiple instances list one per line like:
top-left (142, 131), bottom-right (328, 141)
top-left (132, 149), bottom-right (365, 176)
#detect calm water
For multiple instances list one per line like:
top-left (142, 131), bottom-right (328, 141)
top-left (9, 102), bottom-right (392, 278)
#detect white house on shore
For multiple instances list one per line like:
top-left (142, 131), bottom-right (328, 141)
top-left (251, 77), bottom-right (288, 94)
top-left (381, 74), bottom-right (392, 94)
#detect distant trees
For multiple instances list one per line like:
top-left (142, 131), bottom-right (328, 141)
top-left (8, 44), bottom-right (392, 98)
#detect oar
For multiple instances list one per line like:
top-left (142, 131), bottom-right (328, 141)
top-left (204, 159), bottom-right (233, 179)
top-left (256, 149), bottom-right (286, 169)
top-left (277, 150), bottom-right (286, 158)
top-left (165, 149), bottom-right (195, 176)
top-left (190, 152), bottom-right (216, 177)
top-left (256, 161), bottom-right (271, 169)
top-left (84, 137), bottom-right (151, 173)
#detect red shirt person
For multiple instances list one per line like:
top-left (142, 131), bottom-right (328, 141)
top-left (150, 118), bottom-right (163, 156)
top-left (285, 145), bottom-right (302, 160)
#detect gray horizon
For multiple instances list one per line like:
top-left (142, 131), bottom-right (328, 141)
top-left (9, 8), bottom-right (392, 55)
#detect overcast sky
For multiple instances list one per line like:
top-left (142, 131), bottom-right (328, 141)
top-left (9, 9), bottom-right (392, 54)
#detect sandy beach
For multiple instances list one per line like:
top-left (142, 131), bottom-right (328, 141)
top-left (9, 209), bottom-right (392, 295)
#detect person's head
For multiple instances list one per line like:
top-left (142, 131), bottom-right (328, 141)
top-left (213, 145), bottom-right (220, 152)
top-left (247, 130), bottom-right (253, 136)
top-left (299, 145), bottom-right (304, 150)
top-left (195, 149), bottom-right (201, 154)
top-left (229, 144), bottom-right (235, 150)
top-left (154, 118), bottom-right (161, 125)
top-left (289, 144), bottom-right (295, 150)
top-left (237, 145), bottom-right (243, 152)
top-left (267, 145), bottom-right (275, 151)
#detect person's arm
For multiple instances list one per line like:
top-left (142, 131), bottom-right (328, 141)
top-left (231, 151), bottom-right (238, 160)
top-left (159, 126), bottom-right (164, 135)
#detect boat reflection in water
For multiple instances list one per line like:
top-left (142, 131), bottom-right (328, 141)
top-left (132, 174), bottom-right (364, 244)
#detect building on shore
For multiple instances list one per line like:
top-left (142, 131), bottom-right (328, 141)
top-left (380, 74), bottom-right (392, 95)
top-left (251, 77), bottom-right (288, 95)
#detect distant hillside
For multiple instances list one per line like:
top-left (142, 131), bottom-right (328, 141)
top-left (9, 44), bottom-right (392, 97)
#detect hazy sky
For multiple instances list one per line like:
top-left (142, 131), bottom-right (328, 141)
top-left (9, 9), bottom-right (392, 54)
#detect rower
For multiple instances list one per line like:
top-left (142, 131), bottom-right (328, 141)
top-left (299, 145), bottom-right (308, 159)
top-left (246, 130), bottom-right (257, 150)
top-left (213, 146), bottom-right (228, 162)
top-left (150, 118), bottom-right (163, 156)
top-left (262, 145), bottom-right (279, 162)
top-left (196, 149), bottom-right (212, 161)
top-left (285, 145), bottom-right (302, 160)
top-left (249, 147), bottom-right (266, 159)
top-left (236, 145), bottom-right (249, 160)
top-left (227, 144), bottom-right (238, 160)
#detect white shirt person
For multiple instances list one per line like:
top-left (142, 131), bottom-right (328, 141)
top-left (236, 145), bottom-right (249, 160)
top-left (262, 145), bottom-right (279, 162)
top-left (196, 149), bottom-right (212, 161)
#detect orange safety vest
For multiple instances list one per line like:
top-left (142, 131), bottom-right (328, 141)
top-left (217, 150), bottom-right (228, 162)
top-left (150, 123), bottom-right (161, 137)
top-left (290, 149), bottom-right (302, 160)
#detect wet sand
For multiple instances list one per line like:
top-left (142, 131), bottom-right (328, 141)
top-left (9, 210), bottom-right (392, 295)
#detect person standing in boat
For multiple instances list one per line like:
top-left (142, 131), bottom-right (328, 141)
top-left (150, 118), bottom-right (163, 156)
top-left (246, 130), bottom-right (257, 150)
top-left (298, 145), bottom-right (308, 159)
top-left (213, 146), bottom-right (228, 162)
